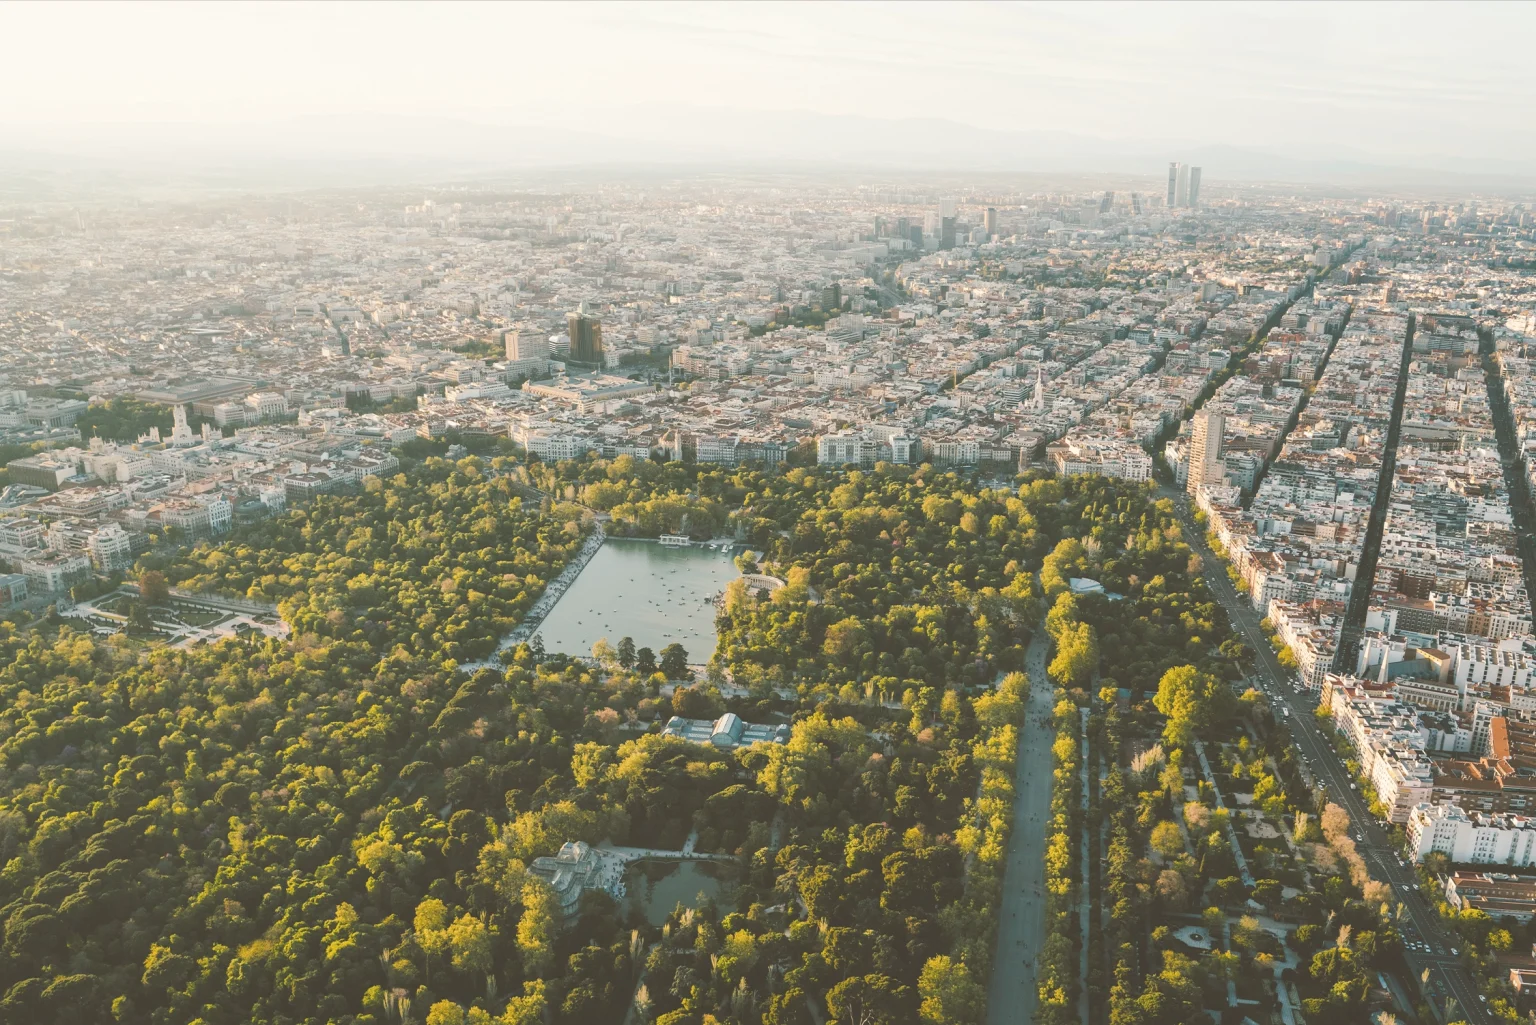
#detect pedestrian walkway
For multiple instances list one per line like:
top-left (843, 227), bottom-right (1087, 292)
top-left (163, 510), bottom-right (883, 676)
top-left (985, 630), bottom-right (1056, 1025)
top-left (1078, 705), bottom-right (1091, 1025)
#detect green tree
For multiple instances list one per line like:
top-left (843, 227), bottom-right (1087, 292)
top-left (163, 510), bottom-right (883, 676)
top-left (517, 880), bottom-right (558, 977)
top-left (827, 974), bottom-right (909, 1025)
top-left (427, 1001), bottom-right (467, 1025)
top-left (918, 955), bottom-right (984, 1025)
top-left (1048, 622), bottom-right (1098, 689)
top-left (139, 569), bottom-right (171, 604)
top-left (1150, 820), bottom-right (1184, 859)
top-left (822, 616), bottom-right (868, 660)
top-left (659, 642), bottom-right (690, 679)
top-left (500, 980), bottom-right (547, 1025)
top-left (1153, 664), bottom-right (1231, 746)
top-left (447, 914), bottom-right (494, 975)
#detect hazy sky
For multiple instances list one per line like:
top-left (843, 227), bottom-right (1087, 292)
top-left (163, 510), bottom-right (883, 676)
top-left (4, 1), bottom-right (1534, 163)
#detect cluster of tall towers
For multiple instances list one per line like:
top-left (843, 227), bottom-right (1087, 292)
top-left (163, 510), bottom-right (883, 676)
top-left (1166, 162), bottom-right (1202, 209)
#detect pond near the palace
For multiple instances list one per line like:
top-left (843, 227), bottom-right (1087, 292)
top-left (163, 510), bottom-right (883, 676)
top-left (624, 859), bottom-right (740, 926)
top-left (534, 539), bottom-right (741, 661)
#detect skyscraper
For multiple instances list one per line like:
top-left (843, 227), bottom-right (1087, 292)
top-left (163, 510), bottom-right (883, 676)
top-left (1187, 167), bottom-right (1202, 208)
top-left (1166, 162), bottom-right (1180, 207)
top-left (567, 312), bottom-right (603, 365)
top-left (983, 207), bottom-right (998, 237)
top-left (1187, 410), bottom-right (1225, 496)
top-left (1175, 164), bottom-right (1192, 208)
top-left (938, 199), bottom-right (957, 250)
top-left (1099, 191), bottom-right (1114, 214)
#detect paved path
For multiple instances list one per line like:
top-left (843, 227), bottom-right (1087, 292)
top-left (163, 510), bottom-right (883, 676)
top-left (1077, 706), bottom-right (1091, 1025)
top-left (985, 630), bottom-right (1056, 1025)
top-left (1094, 694), bottom-right (1111, 1018)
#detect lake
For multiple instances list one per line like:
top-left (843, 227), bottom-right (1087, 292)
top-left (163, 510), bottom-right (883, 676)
top-left (624, 859), bottom-right (740, 926)
top-left (534, 538), bottom-right (741, 662)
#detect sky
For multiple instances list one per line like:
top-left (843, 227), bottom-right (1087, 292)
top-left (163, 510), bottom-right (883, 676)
top-left (3, 1), bottom-right (1534, 169)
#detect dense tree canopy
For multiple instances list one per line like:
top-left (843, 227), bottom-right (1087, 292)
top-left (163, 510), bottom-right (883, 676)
top-left (0, 452), bottom-right (1250, 1024)
top-left (159, 457), bottom-right (588, 662)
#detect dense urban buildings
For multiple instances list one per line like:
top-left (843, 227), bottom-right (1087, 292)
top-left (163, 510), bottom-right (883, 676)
top-left (1154, 204), bottom-right (1536, 894)
top-left (0, 173), bottom-right (1383, 604)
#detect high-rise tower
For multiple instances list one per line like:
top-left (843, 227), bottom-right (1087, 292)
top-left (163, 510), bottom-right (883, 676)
top-left (567, 312), bottom-right (603, 365)
top-left (1187, 410), bottom-right (1225, 496)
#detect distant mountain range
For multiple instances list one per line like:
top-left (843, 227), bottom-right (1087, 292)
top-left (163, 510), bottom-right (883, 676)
top-left (1, 108), bottom-right (1530, 195)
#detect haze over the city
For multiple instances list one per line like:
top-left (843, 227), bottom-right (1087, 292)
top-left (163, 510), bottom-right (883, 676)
top-left (4, 1), bottom-right (1536, 185)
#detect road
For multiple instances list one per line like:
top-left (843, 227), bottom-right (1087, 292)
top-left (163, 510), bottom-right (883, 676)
top-left (1482, 349), bottom-right (1536, 600)
top-left (986, 629), bottom-right (1057, 1025)
top-left (1163, 483), bottom-right (1492, 1025)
